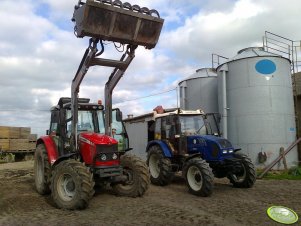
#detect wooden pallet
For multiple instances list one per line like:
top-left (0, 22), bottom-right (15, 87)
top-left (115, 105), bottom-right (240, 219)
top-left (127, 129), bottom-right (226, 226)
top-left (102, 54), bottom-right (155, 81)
top-left (28, 134), bottom-right (37, 142)
top-left (20, 127), bottom-right (31, 139)
top-left (9, 139), bottom-right (30, 151)
top-left (0, 139), bottom-right (9, 151)
top-left (0, 126), bottom-right (19, 139)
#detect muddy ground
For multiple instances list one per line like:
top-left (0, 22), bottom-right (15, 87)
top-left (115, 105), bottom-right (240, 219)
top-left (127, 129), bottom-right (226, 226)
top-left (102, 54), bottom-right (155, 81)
top-left (0, 161), bottom-right (300, 226)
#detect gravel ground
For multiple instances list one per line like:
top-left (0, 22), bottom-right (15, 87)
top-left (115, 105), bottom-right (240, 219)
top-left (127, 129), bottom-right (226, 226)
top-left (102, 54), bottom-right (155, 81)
top-left (0, 160), bottom-right (300, 226)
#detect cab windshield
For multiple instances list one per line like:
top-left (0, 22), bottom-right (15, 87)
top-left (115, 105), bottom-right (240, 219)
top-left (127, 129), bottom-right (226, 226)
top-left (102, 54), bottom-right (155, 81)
top-left (179, 115), bottom-right (208, 135)
top-left (77, 111), bottom-right (95, 132)
top-left (66, 110), bottom-right (105, 135)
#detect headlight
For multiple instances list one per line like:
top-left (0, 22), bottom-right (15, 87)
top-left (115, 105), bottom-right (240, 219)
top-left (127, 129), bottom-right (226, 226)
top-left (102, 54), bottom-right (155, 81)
top-left (228, 149), bottom-right (234, 153)
top-left (100, 154), bottom-right (107, 161)
top-left (222, 150), bottom-right (228, 154)
top-left (112, 153), bottom-right (118, 160)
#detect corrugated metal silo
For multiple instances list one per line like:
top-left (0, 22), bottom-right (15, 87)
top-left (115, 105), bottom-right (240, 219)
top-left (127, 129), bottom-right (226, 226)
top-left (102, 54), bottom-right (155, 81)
top-left (217, 47), bottom-right (298, 168)
top-left (178, 68), bottom-right (218, 113)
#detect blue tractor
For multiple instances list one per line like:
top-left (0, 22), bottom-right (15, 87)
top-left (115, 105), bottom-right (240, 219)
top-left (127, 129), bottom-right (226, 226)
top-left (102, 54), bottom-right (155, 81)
top-left (146, 107), bottom-right (256, 197)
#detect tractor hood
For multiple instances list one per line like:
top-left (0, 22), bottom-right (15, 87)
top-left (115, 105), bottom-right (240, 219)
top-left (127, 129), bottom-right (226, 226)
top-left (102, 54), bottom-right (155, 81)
top-left (79, 132), bottom-right (118, 145)
top-left (201, 135), bottom-right (233, 149)
top-left (188, 135), bottom-right (233, 149)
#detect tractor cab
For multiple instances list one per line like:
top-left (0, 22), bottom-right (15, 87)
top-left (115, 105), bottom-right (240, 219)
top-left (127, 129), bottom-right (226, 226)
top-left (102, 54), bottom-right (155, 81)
top-left (48, 97), bottom-right (129, 168)
top-left (149, 108), bottom-right (234, 161)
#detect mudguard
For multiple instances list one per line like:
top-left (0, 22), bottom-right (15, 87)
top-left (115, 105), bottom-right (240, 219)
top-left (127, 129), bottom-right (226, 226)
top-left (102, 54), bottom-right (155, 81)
top-left (146, 140), bottom-right (173, 157)
top-left (37, 136), bottom-right (58, 165)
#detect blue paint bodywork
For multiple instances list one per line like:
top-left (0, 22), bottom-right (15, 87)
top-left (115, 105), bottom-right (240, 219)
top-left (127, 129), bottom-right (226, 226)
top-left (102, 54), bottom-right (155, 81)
top-left (146, 140), bottom-right (173, 157)
top-left (147, 135), bottom-right (236, 162)
top-left (187, 135), bottom-right (235, 161)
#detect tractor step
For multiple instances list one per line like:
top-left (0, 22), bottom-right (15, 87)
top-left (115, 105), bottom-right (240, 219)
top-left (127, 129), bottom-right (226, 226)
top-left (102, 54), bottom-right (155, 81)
top-left (95, 166), bottom-right (123, 177)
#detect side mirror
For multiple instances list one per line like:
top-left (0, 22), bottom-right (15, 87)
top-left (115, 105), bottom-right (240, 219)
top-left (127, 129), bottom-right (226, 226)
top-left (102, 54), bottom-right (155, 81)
top-left (46, 130), bottom-right (49, 135)
top-left (115, 108), bottom-right (123, 122)
top-left (215, 113), bottom-right (221, 123)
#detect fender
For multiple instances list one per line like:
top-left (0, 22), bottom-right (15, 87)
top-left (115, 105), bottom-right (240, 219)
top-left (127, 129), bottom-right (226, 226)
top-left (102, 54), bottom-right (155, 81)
top-left (52, 153), bottom-right (77, 168)
top-left (184, 153), bottom-right (202, 163)
top-left (37, 136), bottom-right (59, 165)
top-left (146, 140), bottom-right (173, 157)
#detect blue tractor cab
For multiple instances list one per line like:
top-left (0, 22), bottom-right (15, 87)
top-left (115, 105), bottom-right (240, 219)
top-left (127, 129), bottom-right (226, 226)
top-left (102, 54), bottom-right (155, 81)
top-left (146, 107), bottom-right (256, 197)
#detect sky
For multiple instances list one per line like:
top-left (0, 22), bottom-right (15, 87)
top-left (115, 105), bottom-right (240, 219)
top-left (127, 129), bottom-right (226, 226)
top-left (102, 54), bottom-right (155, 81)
top-left (1, 0), bottom-right (301, 136)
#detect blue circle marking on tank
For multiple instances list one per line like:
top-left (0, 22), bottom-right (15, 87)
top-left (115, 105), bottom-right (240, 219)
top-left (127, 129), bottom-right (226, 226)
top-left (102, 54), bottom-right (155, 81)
top-left (255, 59), bottom-right (276, 75)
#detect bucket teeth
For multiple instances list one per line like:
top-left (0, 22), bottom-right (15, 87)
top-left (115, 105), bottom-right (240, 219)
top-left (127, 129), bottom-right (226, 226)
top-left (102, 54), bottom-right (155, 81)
top-left (150, 9), bottom-right (160, 18)
top-left (141, 7), bottom-right (150, 15)
top-left (122, 2), bottom-right (132, 10)
top-left (77, 0), bottom-right (161, 18)
top-left (101, 0), bottom-right (113, 5)
top-left (132, 5), bottom-right (141, 12)
top-left (113, 0), bottom-right (122, 8)
top-left (73, 0), bottom-right (164, 48)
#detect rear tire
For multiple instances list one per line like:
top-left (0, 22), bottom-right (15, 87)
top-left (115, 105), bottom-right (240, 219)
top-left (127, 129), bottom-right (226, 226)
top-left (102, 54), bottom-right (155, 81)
top-left (112, 154), bottom-right (150, 197)
top-left (34, 144), bottom-right (51, 195)
top-left (227, 153), bottom-right (256, 188)
top-left (147, 145), bottom-right (174, 186)
top-left (183, 158), bottom-right (214, 197)
top-left (51, 159), bottom-right (95, 210)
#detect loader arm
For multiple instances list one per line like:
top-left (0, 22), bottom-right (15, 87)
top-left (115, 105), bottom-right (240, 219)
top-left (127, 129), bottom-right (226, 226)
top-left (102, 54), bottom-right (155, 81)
top-left (104, 45), bottom-right (137, 136)
top-left (70, 0), bottom-right (164, 152)
top-left (70, 39), bottom-right (136, 152)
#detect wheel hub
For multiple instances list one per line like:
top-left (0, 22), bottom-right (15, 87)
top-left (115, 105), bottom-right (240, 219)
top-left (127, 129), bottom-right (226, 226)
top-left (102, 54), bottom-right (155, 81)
top-left (231, 163), bottom-right (246, 182)
top-left (36, 156), bottom-right (43, 185)
top-left (187, 166), bottom-right (203, 191)
top-left (123, 168), bottom-right (134, 185)
top-left (57, 174), bottom-right (76, 201)
top-left (194, 173), bottom-right (201, 183)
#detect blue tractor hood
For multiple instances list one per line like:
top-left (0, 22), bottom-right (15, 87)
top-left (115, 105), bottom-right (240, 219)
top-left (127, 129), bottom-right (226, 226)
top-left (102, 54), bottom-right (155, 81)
top-left (201, 135), bottom-right (234, 149)
top-left (187, 135), bottom-right (236, 160)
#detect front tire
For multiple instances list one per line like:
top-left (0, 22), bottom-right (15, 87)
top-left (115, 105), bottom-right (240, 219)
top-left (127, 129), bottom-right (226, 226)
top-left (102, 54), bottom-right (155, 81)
top-left (50, 159), bottom-right (95, 210)
top-left (183, 158), bottom-right (214, 197)
top-left (112, 154), bottom-right (150, 197)
top-left (147, 145), bottom-right (174, 186)
top-left (227, 153), bottom-right (256, 188)
top-left (34, 144), bottom-right (51, 195)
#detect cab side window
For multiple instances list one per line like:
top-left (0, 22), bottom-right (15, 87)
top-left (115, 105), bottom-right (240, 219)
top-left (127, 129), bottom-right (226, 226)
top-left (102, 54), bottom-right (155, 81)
top-left (154, 118), bottom-right (161, 140)
top-left (161, 117), bottom-right (166, 139)
top-left (49, 110), bottom-right (59, 135)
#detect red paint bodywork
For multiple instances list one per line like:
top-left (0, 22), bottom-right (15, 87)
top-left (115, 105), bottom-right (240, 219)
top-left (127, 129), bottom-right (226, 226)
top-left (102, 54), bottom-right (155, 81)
top-left (37, 136), bottom-right (59, 165)
top-left (38, 133), bottom-right (120, 167)
top-left (79, 132), bottom-right (120, 167)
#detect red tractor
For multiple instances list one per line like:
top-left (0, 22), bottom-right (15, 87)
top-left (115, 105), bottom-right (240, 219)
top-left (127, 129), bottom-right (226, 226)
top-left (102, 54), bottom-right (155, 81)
top-left (34, 0), bottom-right (164, 210)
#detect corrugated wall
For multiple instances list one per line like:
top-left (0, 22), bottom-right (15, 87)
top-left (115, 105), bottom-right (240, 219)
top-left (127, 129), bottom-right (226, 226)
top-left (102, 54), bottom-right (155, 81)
top-left (125, 120), bottom-right (150, 161)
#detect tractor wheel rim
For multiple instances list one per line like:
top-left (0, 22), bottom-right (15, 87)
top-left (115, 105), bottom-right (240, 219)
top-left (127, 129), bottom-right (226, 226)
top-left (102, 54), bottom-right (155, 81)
top-left (187, 166), bottom-right (203, 191)
top-left (57, 174), bottom-right (76, 201)
top-left (123, 168), bottom-right (134, 186)
top-left (36, 156), bottom-right (43, 185)
top-left (149, 154), bottom-right (160, 178)
top-left (232, 163), bottom-right (246, 182)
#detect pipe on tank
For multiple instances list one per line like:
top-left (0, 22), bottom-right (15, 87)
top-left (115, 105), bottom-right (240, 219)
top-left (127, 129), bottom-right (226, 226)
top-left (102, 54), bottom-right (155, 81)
top-left (179, 81), bottom-right (187, 109)
top-left (219, 64), bottom-right (229, 138)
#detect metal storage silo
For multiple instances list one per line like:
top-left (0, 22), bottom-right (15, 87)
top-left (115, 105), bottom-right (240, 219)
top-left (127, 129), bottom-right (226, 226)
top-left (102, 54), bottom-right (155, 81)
top-left (217, 47), bottom-right (298, 168)
top-left (178, 68), bottom-right (218, 113)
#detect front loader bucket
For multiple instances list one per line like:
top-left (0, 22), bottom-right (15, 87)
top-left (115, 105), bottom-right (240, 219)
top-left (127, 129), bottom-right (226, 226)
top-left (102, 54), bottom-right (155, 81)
top-left (72, 0), bottom-right (164, 49)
